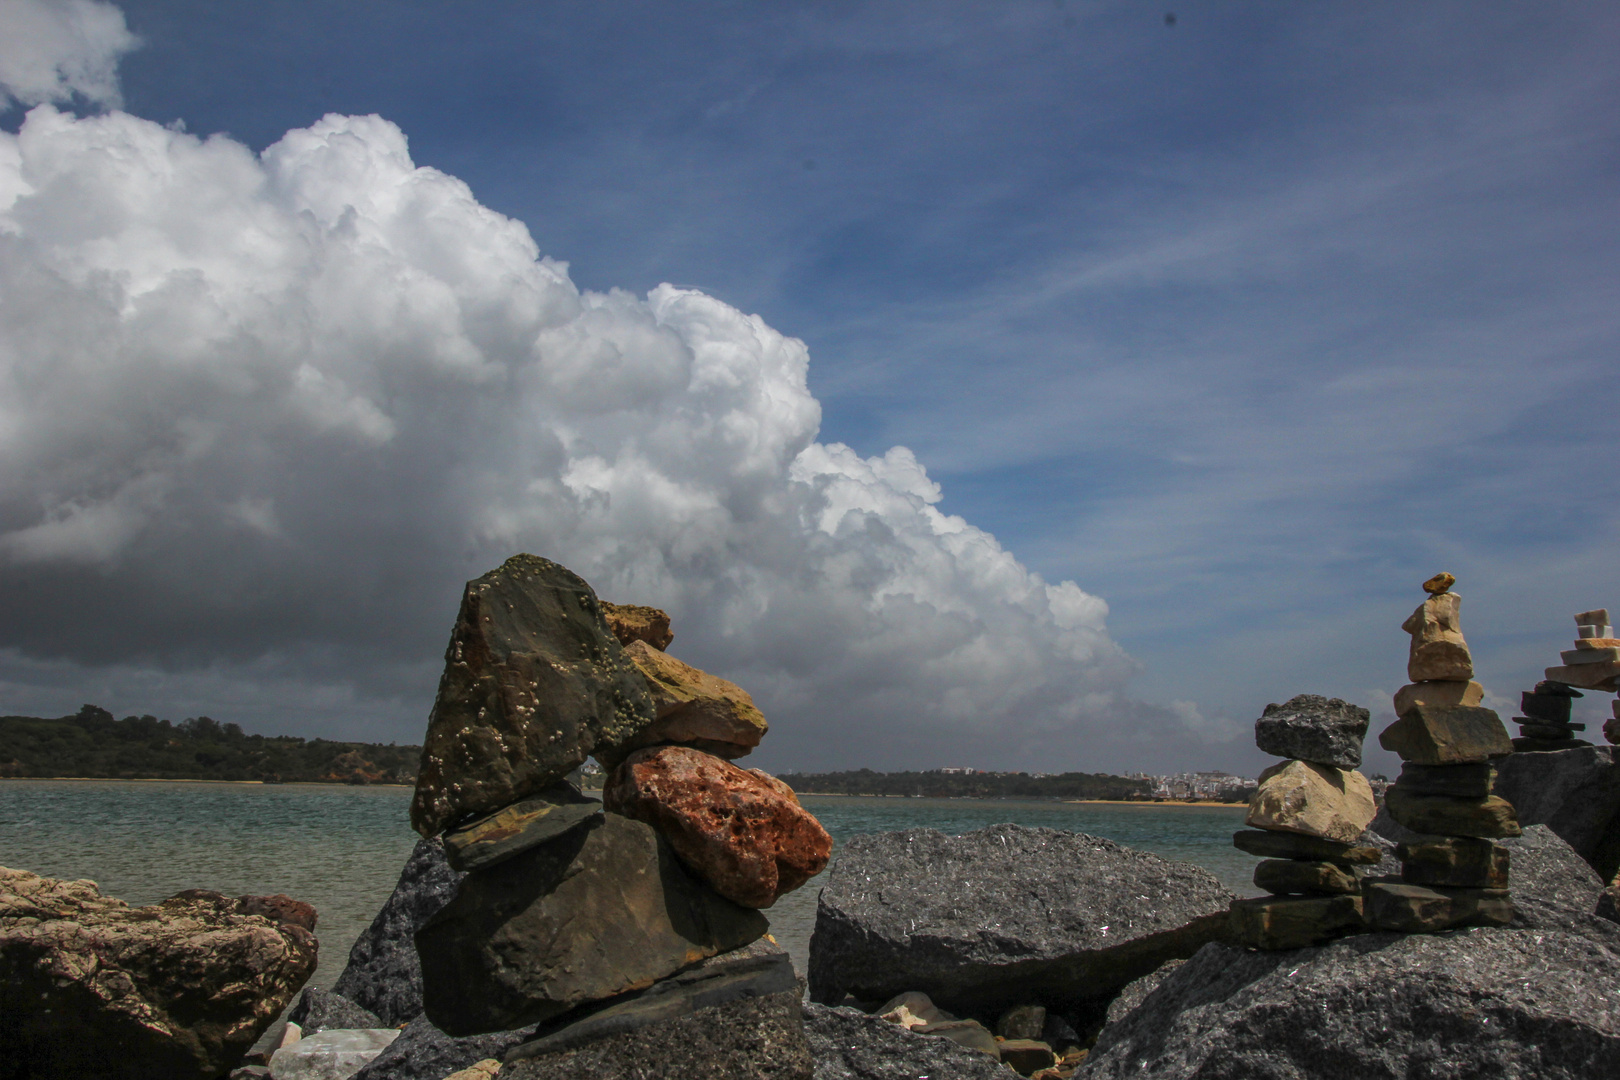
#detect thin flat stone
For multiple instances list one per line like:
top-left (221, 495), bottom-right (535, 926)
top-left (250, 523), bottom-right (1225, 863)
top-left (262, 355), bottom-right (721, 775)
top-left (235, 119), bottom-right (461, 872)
top-left (1384, 786), bottom-right (1522, 839)
top-left (1512, 736), bottom-right (1592, 752)
top-left (1397, 837), bottom-right (1509, 888)
top-left (1231, 830), bottom-right (1381, 865)
top-left (1543, 661), bottom-right (1620, 692)
top-left (1363, 880), bottom-right (1513, 932)
top-left (442, 785), bottom-right (602, 873)
top-left (1395, 762), bottom-right (1497, 798)
top-left (1517, 721), bottom-right (1584, 740)
top-left (1252, 859), bottom-right (1360, 896)
top-left (1378, 704), bottom-right (1513, 765)
top-left (1228, 894), bottom-right (1364, 950)
top-left (1561, 648), bottom-right (1620, 665)
top-left (1393, 680), bottom-right (1482, 718)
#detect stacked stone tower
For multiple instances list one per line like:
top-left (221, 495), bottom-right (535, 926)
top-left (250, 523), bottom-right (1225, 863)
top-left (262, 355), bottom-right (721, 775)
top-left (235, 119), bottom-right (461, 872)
top-left (1229, 695), bottom-right (1379, 949)
top-left (1541, 607), bottom-right (1620, 748)
top-left (1366, 574), bottom-right (1520, 933)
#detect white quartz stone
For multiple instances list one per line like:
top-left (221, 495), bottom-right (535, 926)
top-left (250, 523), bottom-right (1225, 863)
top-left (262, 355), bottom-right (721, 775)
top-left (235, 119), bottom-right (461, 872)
top-left (270, 1029), bottom-right (399, 1080)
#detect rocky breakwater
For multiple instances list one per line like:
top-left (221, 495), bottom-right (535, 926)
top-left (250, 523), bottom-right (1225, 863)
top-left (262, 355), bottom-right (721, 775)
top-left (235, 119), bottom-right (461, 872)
top-left (1367, 574), bottom-right (1521, 932)
top-left (0, 869), bottom-right (318, 1080)
top-left (398, 554), bottom-right (828, 1079)
top-left (808, 822), bottom-right (1233, 1076)
top-left (1228, 694), bottom-right (1379, 949)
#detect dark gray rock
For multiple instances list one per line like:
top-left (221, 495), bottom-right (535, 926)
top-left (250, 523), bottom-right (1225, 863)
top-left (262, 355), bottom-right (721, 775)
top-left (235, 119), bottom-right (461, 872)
top-left (410, 554), bottom-right (657, 836)
top-left (501, 991), bottom-right (813, 1080)
top-left (1083, 929), bottom-right (1620, 1079)
top-left (1501, 825), bottom-right (1620, 948)
top-left (442, 783), bottom-right (602, 873)
top-left (1104, 958), bottom-right (1185, 1026)
top-left (1599, 883), bottom-right (1620, 925)
top-left (807, 824), bottom-right (1233, 1025)
top-left (332, 837), bottom-right (465, 1026)
top-left (507, 938), bottom-right (795, 1061)
top-left (802, 1003), bottom-right (1010, 1080)
top-left (418, 812), bottom-right (768, 1036)
top-left (349, 1016), bottom-right (534, 1080)
top-left (287, 987), bottom-right (382, 1034)
top-left (1254, 694), bottom-right (1370, 769)
top-left (1494, 744), bottom-right (1620, 882)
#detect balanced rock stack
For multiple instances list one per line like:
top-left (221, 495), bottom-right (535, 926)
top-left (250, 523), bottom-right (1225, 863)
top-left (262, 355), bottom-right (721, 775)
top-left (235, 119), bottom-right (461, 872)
top-left (1366, 574), bottom-right (1520, 933)
top-left (1510, 680), bottom-right (1589, 751)
top-left (1541, 607), bottom-right (1620, 747)
top-left (1229, 695), bottom-right (1379, 949)
top-left (407, 554), bottom-right (830, 1077)
top-left (1389, 572), bottom-right (1484, 717)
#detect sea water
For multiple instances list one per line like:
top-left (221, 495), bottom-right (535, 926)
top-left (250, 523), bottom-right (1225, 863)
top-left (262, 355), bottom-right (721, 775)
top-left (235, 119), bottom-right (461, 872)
top-left (0, 781), bottom-right (1260, 983)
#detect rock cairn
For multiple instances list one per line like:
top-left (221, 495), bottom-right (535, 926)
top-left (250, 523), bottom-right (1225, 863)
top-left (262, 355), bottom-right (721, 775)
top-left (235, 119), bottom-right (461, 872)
top-left (1229, 695), bottom-right (1379, 949)
top-left (1366, 574), bottom-right (1521, 932)
top-left (1389, 571), bottom-right (1484, 716)
top-left (1540, 607), bottom-right (1620, 748)
top-left (1512, 680), bottom-right (1589, 751)
top-left (407, 554), bottom-right (829, 1076)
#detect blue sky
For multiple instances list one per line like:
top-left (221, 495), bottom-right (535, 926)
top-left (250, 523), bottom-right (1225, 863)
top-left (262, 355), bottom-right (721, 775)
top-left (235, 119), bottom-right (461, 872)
top-left (1, 1), bottom-right (1616, 776)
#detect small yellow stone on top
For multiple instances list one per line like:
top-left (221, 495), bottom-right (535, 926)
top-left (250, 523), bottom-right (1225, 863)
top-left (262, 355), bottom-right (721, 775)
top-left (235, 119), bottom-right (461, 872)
top-left (1422, 572), bottom-right (1455, 595)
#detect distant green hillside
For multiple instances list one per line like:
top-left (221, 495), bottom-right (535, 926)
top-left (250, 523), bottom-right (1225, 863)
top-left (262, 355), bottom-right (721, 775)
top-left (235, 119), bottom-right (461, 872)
top-left (0, 705), bottom-right (420, 784)
top-left (776, 768), bottom-right (1155, 801)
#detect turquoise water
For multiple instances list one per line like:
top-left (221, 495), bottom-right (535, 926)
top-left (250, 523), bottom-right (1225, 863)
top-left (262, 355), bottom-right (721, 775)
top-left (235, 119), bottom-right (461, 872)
top-left (0, 781), bottom-right (1257, 981)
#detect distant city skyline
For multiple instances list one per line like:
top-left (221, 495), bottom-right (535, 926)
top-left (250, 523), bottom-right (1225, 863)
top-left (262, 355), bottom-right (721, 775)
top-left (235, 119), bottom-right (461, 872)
top-left (1, 2), bottom-right (1616, 778)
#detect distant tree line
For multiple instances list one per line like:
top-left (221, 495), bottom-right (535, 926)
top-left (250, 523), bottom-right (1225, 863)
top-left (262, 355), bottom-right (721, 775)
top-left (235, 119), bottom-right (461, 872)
top-left (776, 768), bottom-right (1154, 801)
top-left (0, 705), bottom-right (421, 784)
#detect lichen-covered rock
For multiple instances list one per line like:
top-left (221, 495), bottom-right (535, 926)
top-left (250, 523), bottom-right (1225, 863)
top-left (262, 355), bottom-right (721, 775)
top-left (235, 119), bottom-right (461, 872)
top-left (600, 600), bottom-right (674, 651)
top-left (1083, 929), bottom-right (1620, 1079)
top-left (410, 555), bottom-right (656, 837)
top-left (1253, 695), bottom-right (1369, 770)
top-left (600, 641), bottom-right (770, 765)
top-left (333, 837), bottom-right (465, 1026)
top-left (807, 824), bottom-right (1233, 1024)
top-left (417, 812), bottom-right (768, 1036)
top-left (802, 1003), bottom-right (1012, 1080)
top-left (1244, 760), bottom-right (1376, 842)
top-left (0, 867), bottom-right (317, 1080)
top-left (604, 746), bottom-right (831, 907)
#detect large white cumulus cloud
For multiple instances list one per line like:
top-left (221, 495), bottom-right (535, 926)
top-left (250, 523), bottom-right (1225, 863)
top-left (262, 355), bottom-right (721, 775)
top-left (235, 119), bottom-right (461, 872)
top-left (0, 104), bottom-right (1157, 768)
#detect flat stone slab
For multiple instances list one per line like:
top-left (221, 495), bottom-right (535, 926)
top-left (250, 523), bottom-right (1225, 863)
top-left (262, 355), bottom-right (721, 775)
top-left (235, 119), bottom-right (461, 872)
top-left (1252, 859), bottom-right (1359, 896)
top-left (1252, 695), bottom-right (1369, 770)
top-left (1395, 761), bottom-right (1496, 798)
top-left (1085, 929), bottom-right (1620, 1079)
top-left (441, 785), bottom-right (601, 873)
top-left (1231, 830), bottom-right (1381, 865)
top-left (1544, 661), bottom-right (1620, 691)
top-left (807, 824), bottom-right (1233, 1022)
top-left (1228, 894), bottom-right (1364, 950)
top-left (1383, 786), bottom-right (1521, 838)
top-left (1397, 837), bottom-right (1508, 888)
top-left (1363, 880), bottom-right (1512, 932)
top-left (1378, 704), bottom-right (1512, 765)
top-left (417, 812), bottom-right (768, 1036)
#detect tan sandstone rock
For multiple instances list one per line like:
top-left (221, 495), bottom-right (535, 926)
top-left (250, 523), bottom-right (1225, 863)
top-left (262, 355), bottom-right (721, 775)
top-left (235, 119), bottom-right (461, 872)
top-left (1543, 660), bottom-right (1620, 692)
top-left (600, 601), bottom-right (674, 651)
top-left (599, 640), bottom-right (769, 766)
top-left (1402, 590), bottom-right (1474, 682)
top-left (1392, 679), bottom-right (1483, 717)
top-left (1244, 760), bottom-right (1376, 843)
top-left (0, 868), bottom-right (317, 1080)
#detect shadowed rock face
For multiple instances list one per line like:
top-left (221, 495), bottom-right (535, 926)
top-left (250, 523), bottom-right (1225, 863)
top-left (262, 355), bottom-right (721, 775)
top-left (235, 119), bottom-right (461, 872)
top-left (410, 554), bottom-right (656, 837)
top-left (333, 837), bottom-right (465, 1026)
top-left (0, 868), bottom-right (316, 1080)
top-left (1495, 745), bottom-right (1620, 883)
top-left (802, 1003), bottom-right (1012, 1080)
top-left (1084, 929), bottom-right (1620, 1080)
top-left (807, 824), bottom-right (1233, 1023)
top-left (416, 813), bottom-right (768, 1036)
top-left (348, 1016), bottom-right (535, 1080)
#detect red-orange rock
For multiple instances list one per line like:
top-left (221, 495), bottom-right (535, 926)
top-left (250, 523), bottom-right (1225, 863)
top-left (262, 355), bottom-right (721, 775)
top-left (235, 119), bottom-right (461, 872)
top-left (604, 747), bottom-right (831, 908)
top-left (601, 601), bottom-right (675, 651)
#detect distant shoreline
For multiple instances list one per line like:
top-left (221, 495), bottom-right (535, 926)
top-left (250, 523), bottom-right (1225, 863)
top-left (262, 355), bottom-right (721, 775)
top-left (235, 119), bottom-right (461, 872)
top-left (796, 792), bottom-right (1245, 807)
top-left (0, 776), bottom-right (414, 788)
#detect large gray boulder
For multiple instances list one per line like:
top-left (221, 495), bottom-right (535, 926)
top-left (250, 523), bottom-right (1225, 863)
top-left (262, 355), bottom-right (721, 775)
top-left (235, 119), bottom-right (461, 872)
top-left (500, 992), bottom-right (813, 1080)
top-left (349, 1016), bottom-right (534, 1080)
top-left (287, 987), bottom-right (382, 1034)
top-left (802, 1003), bottom-right (1010, 1080)
top-left (332, 837), bottom-right (465, 1026)
top-left (410, 554), bottom-right (656, 837)
top-left (1084, 928), bottom-right (1620, 1079)
top-left (808, 824), bottom-right (1233, 1024)
top-left (1494, 744), bottom-right (1620, 882)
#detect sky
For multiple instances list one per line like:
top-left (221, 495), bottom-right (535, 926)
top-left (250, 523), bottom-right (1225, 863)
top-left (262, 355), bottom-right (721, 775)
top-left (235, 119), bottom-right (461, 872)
top-left (0, 0), bottom-right (1616, 778)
